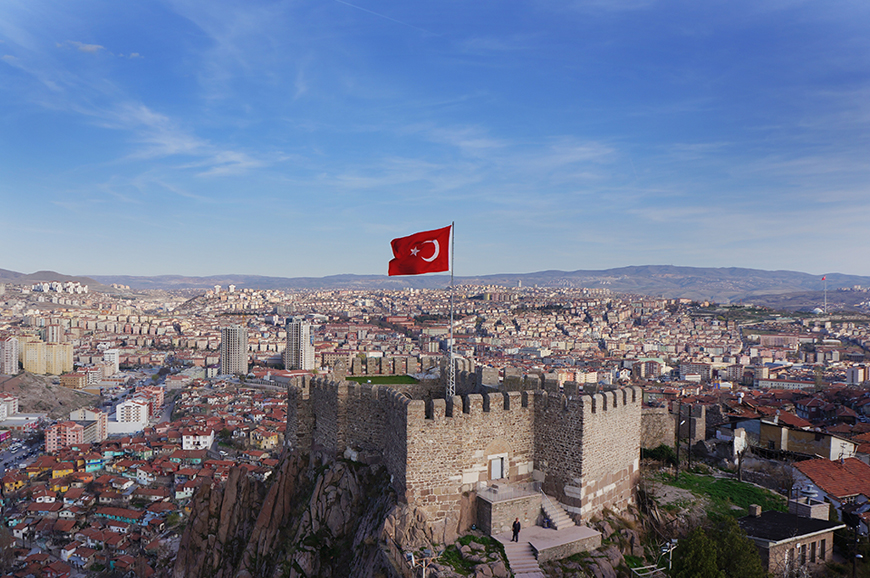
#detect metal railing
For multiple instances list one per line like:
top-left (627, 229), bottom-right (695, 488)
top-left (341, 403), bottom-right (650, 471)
top-left (477, 482), bottom-right (538, 503)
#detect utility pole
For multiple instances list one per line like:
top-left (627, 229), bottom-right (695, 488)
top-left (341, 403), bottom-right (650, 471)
top-left (687, 403), bottom-right (693, 471)
top-left (675, 398), bottom-right (682, 480)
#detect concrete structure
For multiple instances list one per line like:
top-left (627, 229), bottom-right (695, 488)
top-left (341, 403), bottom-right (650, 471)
top-left (60, 373), bottom-right (87, 390)
top-left (113, 398), bottom-right (149, 433)
top-left (69, 408), bottom-right (108, 442)
top-left (19, 339), bottom-right (72, 375)
top-left (45, 421), bottom-right (85, 453)
top-left (181, 428), bottom-right (214, 450)
top-left (103, 349), bottom-right (119, 376)
top-left (0, 336), bottom-right (19, 375)
top-left (0, 395), bottom-right (19, 419)
top-left (285, 319), bottom-right (315, 371)
top-left (739, 506), bottom-right (844, 576)
top-left (760, 420), bottom-right (856, 460)
top-left (220, 325), bottom-right (248, 375)
top-left (45, 343), bottom-right (73, 375)
top-left (22, 340), bottom-right (45, 374)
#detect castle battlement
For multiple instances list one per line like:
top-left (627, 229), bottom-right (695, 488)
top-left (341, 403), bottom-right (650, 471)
top-left (286, 377), bottom-right (641, 530)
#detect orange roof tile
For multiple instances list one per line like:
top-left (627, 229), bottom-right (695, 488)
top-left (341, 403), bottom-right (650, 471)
top-left (795, 458), bottom-right (870, 500)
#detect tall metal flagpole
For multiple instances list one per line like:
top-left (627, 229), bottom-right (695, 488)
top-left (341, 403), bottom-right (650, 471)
top-left (824, 276), bottom-right (828, 314)
top-left (448, 222), bottom-right (455, 399)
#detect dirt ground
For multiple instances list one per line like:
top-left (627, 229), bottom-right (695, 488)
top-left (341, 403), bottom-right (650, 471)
top-left (0, 372), bottom-right (98, 418)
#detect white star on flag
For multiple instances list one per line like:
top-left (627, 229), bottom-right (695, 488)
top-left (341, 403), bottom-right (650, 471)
top-left (410, 247), bottom-right (419, 256)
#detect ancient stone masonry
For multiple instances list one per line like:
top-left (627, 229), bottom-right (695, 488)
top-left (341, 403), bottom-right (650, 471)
top-left (406, 391), bottom-right (536, 529)
top-left (534, 386), bottom-right (642, 518)
top-left (641, 406), bottom-right (676, 449)
top-left (286, 376), bottom-right (642, 529)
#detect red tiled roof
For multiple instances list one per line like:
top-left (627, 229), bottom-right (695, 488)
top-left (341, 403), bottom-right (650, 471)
top-left (795, 458), bottom-right (870, 500)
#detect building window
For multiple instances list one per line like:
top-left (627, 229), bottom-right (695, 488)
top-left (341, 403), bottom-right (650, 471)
top-left (800, 544), bottom-right (806, 565)
top-left (490, 457), bottom-right (504, 480)
top-left (820, 539), bottom-right (826, 560)
top-left (810, 541), bottom-right (816, 563)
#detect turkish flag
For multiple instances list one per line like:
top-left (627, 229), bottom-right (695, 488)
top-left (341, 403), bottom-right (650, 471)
top-left (388, 225), bottom-right (451, 276)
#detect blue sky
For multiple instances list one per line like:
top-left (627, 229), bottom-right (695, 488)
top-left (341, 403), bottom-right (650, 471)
top-left (1, 0), bottom-right (869, 277)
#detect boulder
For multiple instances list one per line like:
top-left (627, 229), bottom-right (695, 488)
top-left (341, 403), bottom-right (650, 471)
top-left (490, 560), bottom-right (509, 578)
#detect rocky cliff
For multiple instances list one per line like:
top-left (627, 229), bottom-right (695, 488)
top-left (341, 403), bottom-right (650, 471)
top-left (172, 454), bottom-right (447, 578)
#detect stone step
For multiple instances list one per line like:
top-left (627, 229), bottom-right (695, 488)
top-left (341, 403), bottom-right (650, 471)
top-left (541, 494), bottom-right (576, 530)
top-left (495, 535), bottom-right (544, 577)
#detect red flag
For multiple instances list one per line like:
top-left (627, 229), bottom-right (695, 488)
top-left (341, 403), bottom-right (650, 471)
top-left (821, 276), bottom-right (826, 281)
top-left (388, 225), bottom-right (451, 276)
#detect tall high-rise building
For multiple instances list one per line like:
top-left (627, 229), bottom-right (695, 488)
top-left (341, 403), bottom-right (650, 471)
top-left (103, 349), bottom-right (120, 375)
top-left (0, 336), bottom-right (18, 375)
top-left (220, 325), bottom-right (248, 375)
top-left (22, 340), bottom-right (46, 374)
top-left (45, 343), bottom-right (73, 375)
top-left (45, 324), bottom-right (63, 343)
top-left (285, 319), bottom-right (315, 371)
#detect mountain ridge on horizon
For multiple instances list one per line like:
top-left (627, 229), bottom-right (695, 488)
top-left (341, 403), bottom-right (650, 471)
top-left (3, 265), bottom-right (869, 304)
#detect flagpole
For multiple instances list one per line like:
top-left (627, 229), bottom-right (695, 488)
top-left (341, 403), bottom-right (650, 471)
top-left (448, 222), bottom-right (455, 399)
top-left (824, 276), bottom-right (827, 314)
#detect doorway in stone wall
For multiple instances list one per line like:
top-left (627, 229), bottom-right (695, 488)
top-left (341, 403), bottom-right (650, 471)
top-left (489, 453), bottom-right (507, 480)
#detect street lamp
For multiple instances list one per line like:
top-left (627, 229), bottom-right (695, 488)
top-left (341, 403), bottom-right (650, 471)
top-left (407, 549), bottom-right (437, 578)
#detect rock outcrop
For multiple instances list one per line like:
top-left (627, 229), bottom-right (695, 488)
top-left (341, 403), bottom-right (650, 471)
top-left (173, 455), bottom-right (406, 578)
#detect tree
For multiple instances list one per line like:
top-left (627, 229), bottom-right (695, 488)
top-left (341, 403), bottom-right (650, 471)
top-left (673, 518), bottom-right (767, 578)
top-left (713, 517), bottom-right (767, 578)
top-left (672, 528), bottom-right (723, 578)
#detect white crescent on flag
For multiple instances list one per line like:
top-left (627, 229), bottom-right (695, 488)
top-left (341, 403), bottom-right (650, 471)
top-left (420, 240), bottom-right (440, 262)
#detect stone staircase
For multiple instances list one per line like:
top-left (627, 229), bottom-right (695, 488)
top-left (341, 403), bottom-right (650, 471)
top-left (541, 493), bottom-right (575, 530)
top-left (498, 538), bottom-right (545, 578)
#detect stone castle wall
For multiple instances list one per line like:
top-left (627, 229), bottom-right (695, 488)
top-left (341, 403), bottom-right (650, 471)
top-left (287, 376), bottom-right (641, 525)
top-left (574, 387), bottom-right (641, 518)
top-left (533, 385), bottom-right (641, 518)
top-left (641, 406), bottom-right (675, 449)
top-left (404, 391), bottom-right (536, 525)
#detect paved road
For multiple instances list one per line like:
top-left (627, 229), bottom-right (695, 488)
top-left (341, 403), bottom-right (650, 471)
top-left (158, 398), bottom-right (175, 424)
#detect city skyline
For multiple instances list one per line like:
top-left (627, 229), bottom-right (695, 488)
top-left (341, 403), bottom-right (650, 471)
top-left (2, 1), bottom-right (869, 277)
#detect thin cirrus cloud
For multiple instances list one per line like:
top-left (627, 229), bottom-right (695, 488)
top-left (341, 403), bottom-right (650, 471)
top-left (57, 40), bottom-right (104, 54)
top-left (0, 1), bottom-right (869, 277)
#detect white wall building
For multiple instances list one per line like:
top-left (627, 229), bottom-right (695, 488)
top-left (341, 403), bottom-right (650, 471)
top-left (285, 319), bottom-right (315, 371)
top-left (220, 325), bottom-right (248, 375)
top-left (0, 337), bottom-right (18, 375)
top-left (118, 398), bottom-right (149, 423)
top-left (182, 428), bottom-right (215, 450)
top-left (103, 349), bottom-right (120, 376)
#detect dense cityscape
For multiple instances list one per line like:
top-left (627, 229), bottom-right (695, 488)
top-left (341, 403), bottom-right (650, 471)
top-left (1, 275), bottom-right (869, 576)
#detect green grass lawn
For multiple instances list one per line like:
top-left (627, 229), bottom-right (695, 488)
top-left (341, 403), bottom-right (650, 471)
top-left (345, 375), bottom-right (420, 385)
top-left (658, 472), bottom-right (786, 518)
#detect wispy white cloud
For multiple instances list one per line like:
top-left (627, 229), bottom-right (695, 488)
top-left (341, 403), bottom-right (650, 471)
top-left (57, 40), bottom-right (105, 54)
top-left (333, 0), bottom-right (438, 36)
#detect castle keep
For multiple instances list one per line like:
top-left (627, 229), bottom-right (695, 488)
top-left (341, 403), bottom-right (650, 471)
top-left (286, 377), bottom-right (641, 533)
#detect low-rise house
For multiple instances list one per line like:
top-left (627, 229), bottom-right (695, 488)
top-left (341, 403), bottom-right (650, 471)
top-left (760, 420), bottom-right (856, 460)
top-left (795, 457), bottom-right (870, 528)
top-left (95, 506), bottom-right (145, 525)
top-left (27, 501), bottom-right (62, 518)
top-left (43, 560), bottom-right (73, 578)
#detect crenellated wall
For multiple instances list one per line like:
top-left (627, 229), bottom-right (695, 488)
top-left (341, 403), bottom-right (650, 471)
top-left (534, 385), bottom-right (642, 519)
top-left (286, 376), bottom-right (313, 452)
top-left (404, 390), bottom-right (536, 524)
top-left (287, 376), bottom-right (641, 526)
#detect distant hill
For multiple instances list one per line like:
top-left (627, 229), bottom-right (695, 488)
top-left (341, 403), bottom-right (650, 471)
top-left (0, 268), bottom-right (116, 293)
top-left (86, 265), bottom-right (870, 304)
top-left (3, 265), bottom-right (867, 304)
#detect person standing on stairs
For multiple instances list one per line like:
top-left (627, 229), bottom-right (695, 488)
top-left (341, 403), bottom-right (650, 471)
top-left (512, 518), bottom-right (521, 542)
